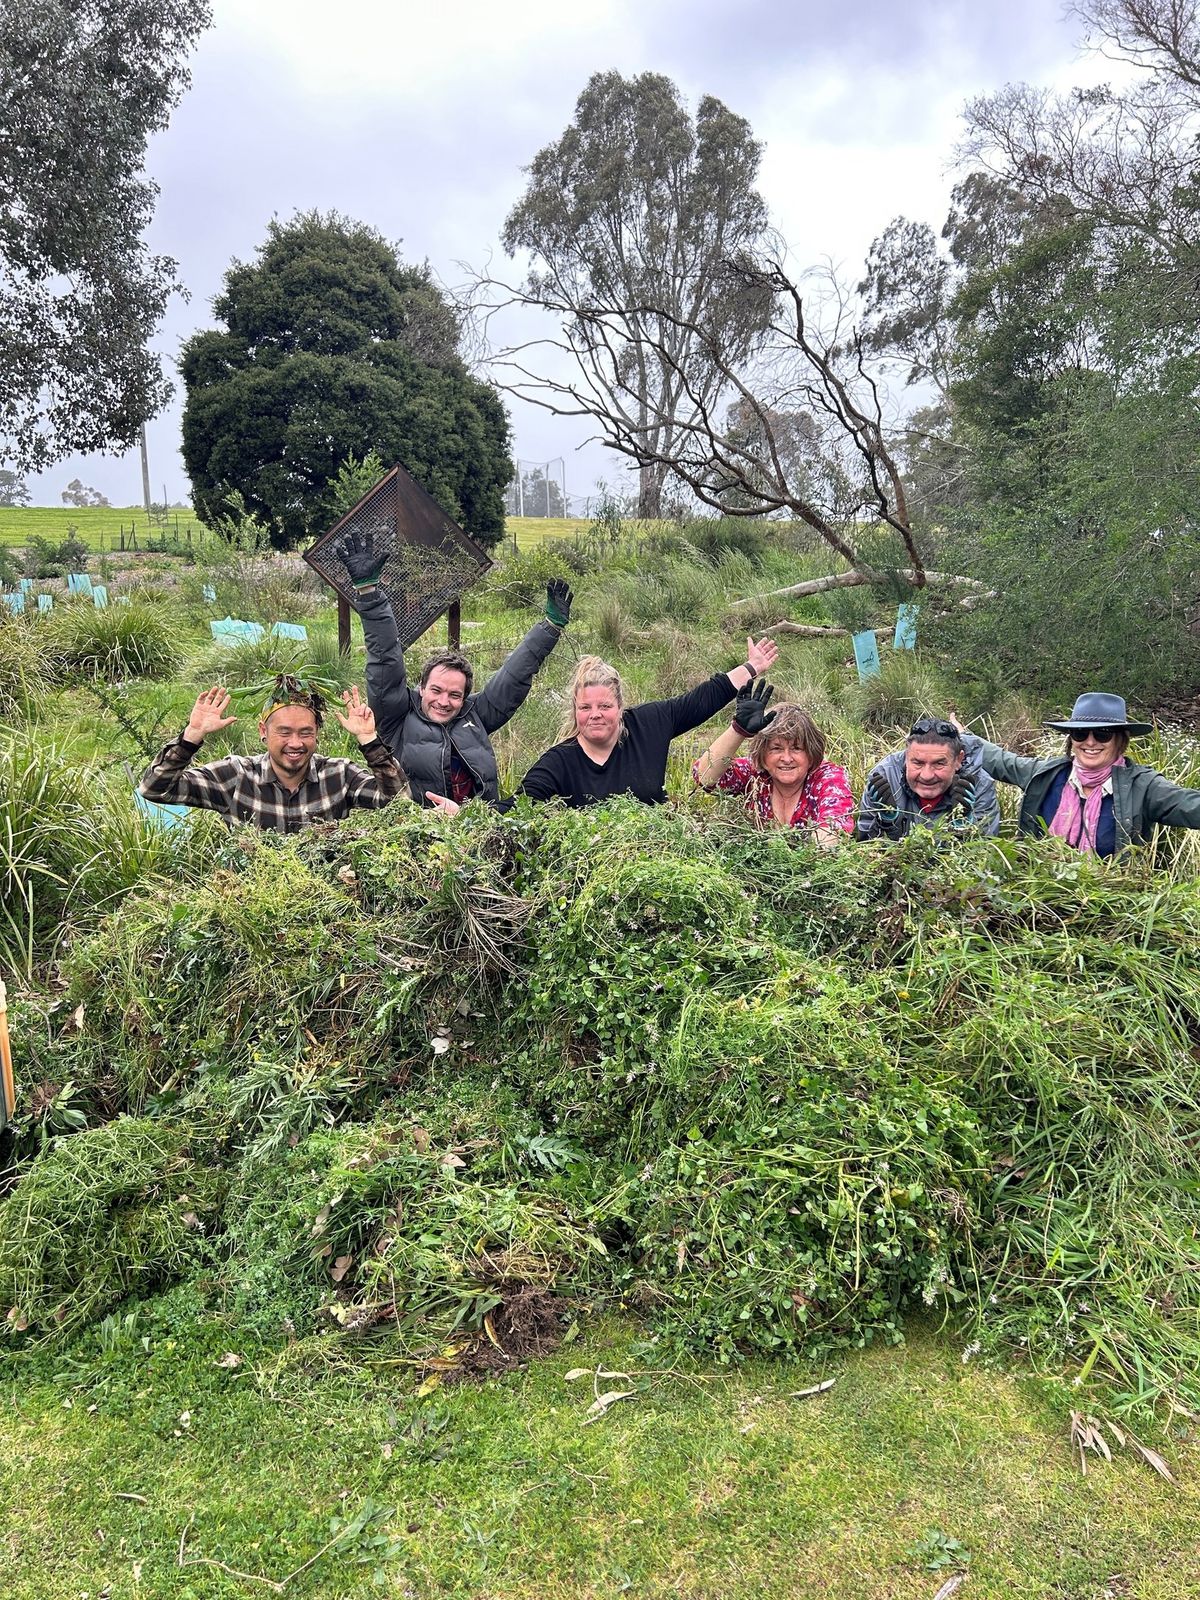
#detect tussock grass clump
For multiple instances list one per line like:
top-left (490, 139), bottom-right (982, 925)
top-left (0, 1118), bottom-right (222, 1338)
top-left (838, 649), bottom-right (952, 732)
top-left (0, 614), bottom-right (50, 716)
top-left (43, 598), bottom-right (181, 680)
top-left (0, 729), bottom-right (211, 977)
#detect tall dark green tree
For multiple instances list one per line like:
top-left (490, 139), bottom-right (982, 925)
top-left (0, 0), bottom-right (211, 470)
top-left (181, 212), bottom-right (512, 549)
top-left (500, 71), bottom-right (771, 518)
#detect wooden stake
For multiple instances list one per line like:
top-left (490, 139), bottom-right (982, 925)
top-left (0, 979), bottom-right (15, 1126)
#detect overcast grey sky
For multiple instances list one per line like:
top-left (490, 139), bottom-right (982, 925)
top-left (27, 0), bottom-right (1112, 509)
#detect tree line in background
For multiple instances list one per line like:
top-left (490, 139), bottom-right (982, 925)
top-left (0, 0), bottom-right (1196, 697)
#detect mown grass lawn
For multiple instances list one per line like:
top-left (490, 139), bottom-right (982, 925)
top-left (2, 1312), bottom-right (1195, 1600)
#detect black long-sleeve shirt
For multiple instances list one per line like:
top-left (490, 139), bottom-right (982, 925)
top-left (514, 673), bottom-right (738, 808)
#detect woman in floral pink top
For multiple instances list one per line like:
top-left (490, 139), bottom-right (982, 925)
top-left (692, 680), bottom-right (854, 846)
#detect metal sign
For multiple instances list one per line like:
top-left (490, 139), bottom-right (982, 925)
top-left (304, 465), bottom-right (493, 652)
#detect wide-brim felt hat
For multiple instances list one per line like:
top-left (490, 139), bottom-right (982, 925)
top-left (1043, 691), bottom-right (1152, 736)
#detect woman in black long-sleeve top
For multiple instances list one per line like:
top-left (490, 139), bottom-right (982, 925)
top-left (427, 639), bottom-right (779, 815)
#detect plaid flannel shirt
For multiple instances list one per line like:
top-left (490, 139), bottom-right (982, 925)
top-left (139, 732), bottom-right (407, 833)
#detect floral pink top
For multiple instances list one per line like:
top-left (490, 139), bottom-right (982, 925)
top-left (696, 756), bottom-right (856, 832)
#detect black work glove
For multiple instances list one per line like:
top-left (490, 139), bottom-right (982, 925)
top-left (339, 528), bottom-right (386, 590)
top-left (545, 578), bottom-right (573, 628)
top-left (945, 769), bottom-right (977, 830)
top-left (866, 771), bottom-right (903, 828)
top-left (731, 678), bottom-right (777, 739)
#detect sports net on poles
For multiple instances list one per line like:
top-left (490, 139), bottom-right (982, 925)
top-left (304, 465), bottom-right (493, 649)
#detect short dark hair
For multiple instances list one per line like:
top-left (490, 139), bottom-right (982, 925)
top-left (419, 649), bottom-right (474, 695)
top-left (906, 717), bottom-right (962, 757)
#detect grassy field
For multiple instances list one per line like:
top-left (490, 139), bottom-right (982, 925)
top-left (3, 1312), bottom-right (1196, 1600)
top-left (0, 504), bottom-right (204, 551)
top-left (0, 505), bottom-right (595, 554)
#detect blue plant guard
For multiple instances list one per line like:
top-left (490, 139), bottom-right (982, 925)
top-left (18, 577), bottom-right (32, 594)
top-left (210, 617), bottom-right (264, 643)
top-left (92, 585), bottom-right (109, 608)
top-left (894, 603), bottom-right (919, 651)
top-left (271, 621), bottom-right (308, 642)
top-left (202, 584), bottom-right (217, 603)
top-left (852, 629), bottom-right (882, 681)
top-left (67, 573), bottom-right (93, 595)
top-left (37, 594), bottom-right (53, 613)
top-left (2, 591), bottom-right (24, 615)
top-left (133, 790), bottom-right (190, 830)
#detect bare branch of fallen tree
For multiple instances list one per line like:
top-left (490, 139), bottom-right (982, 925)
top-left (732, 569), bottom-right (991, 608)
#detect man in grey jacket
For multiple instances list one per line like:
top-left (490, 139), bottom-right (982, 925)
top-left (857, 716), bottom-right (1000, 842)
top-left (340, 531), bottom-right (570, 807)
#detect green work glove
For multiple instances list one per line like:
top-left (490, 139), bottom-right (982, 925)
top-left (339, 529), bottom-right (386, 591)
top-left (731, 678), bottom-right (777, 739)
top-left (545, 579), bottom-right (573, 628)
top-left (866, 771), bottom-right (902, 827)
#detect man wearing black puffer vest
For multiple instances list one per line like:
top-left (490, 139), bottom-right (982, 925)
top-left (339, 530), bottom-right (569, 808)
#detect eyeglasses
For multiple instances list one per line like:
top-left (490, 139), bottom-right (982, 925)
top-left (909, 718), bottom-right (959, 739)
top-left (1069, 728), bottom-right (1117, 744)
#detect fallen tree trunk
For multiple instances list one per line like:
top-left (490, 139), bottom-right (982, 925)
top-left (732, 569), bottom-right (988, 609)
top-left (766, 622), bottom-right (889, 639)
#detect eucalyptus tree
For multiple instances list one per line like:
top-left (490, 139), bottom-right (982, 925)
top-left (499, 71), bottom-right (773, 518)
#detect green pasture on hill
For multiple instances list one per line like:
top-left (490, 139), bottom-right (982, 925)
top-left (0, 504), bottom-right (203, 551)
top-left (0, 505), bottom-right (602, 555)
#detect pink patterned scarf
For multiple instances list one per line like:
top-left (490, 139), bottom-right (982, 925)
top-left (1049, 756), bottom-right (1125, 853)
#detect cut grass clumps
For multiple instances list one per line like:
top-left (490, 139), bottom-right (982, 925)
top-left (43, 597), bottom-right (181, 680)
top-left (0, 1117), bottom-right (223, 1339)
top-left (20, 807), bottom-right (1200, 1422)
top-left (224, 1117), bottom-right (603, 1344)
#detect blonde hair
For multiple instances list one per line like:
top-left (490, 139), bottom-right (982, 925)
top-left (558, 655), bottom-right (625, 743)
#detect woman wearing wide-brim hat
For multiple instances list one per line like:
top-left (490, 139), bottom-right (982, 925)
top-left (955, 692), bottom-right (1200, 858)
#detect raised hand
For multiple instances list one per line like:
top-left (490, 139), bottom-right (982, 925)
top-left (746, 634), bottom-right (780, 676)
top-left (866, 770), bottom-right (901, 825)
top-left (183, 686), bottom-right (237, 743)
top-left (339, 528), bottom-right (385, 589)
top-left (335, 685), bottom-right (377, 745)
top-left (545, 578), bottom-right (573, 628)
top-left (732, 678), bottom-right (777, 739)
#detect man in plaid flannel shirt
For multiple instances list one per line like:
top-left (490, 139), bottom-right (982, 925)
top-left (139, 682), bottom-right (407, 832)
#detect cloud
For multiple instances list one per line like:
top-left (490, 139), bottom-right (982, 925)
top-left (22, 0), bottom-right (1110, 507)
